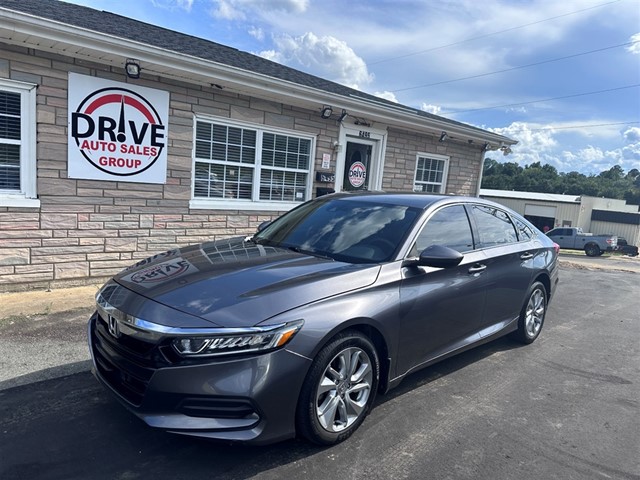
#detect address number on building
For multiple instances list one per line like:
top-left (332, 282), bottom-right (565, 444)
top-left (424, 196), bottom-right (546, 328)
top-left (358, 131), bottom-right (371, 138)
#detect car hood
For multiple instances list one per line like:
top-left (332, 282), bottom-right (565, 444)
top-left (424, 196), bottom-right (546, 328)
top-left (112, 237), bottom-right (381, 328)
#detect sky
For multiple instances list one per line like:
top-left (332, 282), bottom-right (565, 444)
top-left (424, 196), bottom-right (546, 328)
top-left (65, 0), bottom-right (640, 176)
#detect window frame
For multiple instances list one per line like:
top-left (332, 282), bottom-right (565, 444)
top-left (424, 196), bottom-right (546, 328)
top-left (189, 115), bottom-right (316, 211)
top-left (410, 203), bottom-right (476, 255)
top-left (469, 204), bottom-right (519, 249)
top-left (412, 152), bottom-right (449, 194)
top-left (0, 79), bottom-right (39, 208)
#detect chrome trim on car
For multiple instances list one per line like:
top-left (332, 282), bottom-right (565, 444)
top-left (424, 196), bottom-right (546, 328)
top-left (96, 292), bottom-right (288, 339)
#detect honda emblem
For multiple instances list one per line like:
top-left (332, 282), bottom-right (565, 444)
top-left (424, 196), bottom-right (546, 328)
top-left (107, 315), bottom-right (120, 338)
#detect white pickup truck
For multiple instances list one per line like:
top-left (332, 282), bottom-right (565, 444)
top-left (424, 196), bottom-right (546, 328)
top-left (546, 227), bottom-right (617, 257)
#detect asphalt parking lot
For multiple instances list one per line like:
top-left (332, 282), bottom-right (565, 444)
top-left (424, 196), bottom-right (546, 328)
top-left (1, 264), bottom-right (639, 480)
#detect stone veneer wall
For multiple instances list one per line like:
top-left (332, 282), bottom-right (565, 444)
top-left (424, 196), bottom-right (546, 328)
top-left (0, 42), bottom-right (483, 292)
top-left (382, 128), bottom-right (483, 195)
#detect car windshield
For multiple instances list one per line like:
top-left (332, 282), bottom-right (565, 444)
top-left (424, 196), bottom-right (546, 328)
top-left (254, 197), bottom-right (421, 263)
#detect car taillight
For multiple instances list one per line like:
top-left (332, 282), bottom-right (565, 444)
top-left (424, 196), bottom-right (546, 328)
top-left (553, 242), bottom-right (560, 254)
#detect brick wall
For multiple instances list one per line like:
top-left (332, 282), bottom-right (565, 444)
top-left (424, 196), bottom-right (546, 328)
top-left (0, 42), bottom-right (483, 292)
top-left (383, 128), bottom-right (483, 195)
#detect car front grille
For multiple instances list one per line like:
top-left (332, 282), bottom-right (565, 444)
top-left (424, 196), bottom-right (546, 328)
top-left (91, 312), bottom-right (163, 406)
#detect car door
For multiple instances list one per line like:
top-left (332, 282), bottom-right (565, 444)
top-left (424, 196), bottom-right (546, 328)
top-left (468, 204), bottom-right (535, 336)
top-left (398, 204), bottom-right (490, 375)
top-left (546, 228), bottom-right (572, 249)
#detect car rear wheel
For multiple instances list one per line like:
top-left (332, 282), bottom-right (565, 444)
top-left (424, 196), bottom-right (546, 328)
top-left (511, 281), bottom-right (547, 344)
top-left (296, 331), bottom-right (379, 445)
top-left (585, 243), bottom-right (600, 257)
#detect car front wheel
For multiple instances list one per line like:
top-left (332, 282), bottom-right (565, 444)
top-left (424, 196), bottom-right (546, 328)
top-left (296, 331), bottom-right (379, 445)
top-left (511, 281), bottom-right (547, 344)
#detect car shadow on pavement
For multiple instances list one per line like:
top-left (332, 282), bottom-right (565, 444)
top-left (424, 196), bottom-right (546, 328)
top-left (375, 335), bottom-right (522, 406)
top-left (0, 336), bottom-right (522, 480)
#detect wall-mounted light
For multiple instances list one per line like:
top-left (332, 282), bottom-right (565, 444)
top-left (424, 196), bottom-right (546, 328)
top-left (320, 105), bottom-right (333, 119)
top-left (439, 131), bottom-right (448, 142)
top-left (125, 59), bottom-right (141, 79)
top-left (500, 146), bottom-right (512, 156)
top-left (338, 109), bottom-right (348, 122)
top-left (482, 142), bottom-right (490, 152)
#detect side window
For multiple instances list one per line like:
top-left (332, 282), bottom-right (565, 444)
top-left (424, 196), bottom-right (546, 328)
top-left (413, 205), bottom-right (474, 254)
top-left (472, 205), bottom-right (518, 248)
top-left (513, 217), bottom-right (534, 241)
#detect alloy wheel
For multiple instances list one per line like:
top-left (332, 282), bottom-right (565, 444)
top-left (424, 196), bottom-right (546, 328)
top-left (525, 287), bottom-right (545, 338)
top-left (315, 346), bottom-right (373, 433)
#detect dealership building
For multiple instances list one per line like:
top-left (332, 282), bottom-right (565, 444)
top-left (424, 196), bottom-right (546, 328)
top-left (0, 0), bottom-right (515, 292)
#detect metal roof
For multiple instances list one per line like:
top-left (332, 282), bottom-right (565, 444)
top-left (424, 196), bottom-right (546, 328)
top-left (480, 189), bottom-right (581, 204)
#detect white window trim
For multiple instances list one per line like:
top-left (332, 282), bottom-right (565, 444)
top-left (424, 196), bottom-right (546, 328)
top-left (413, 152), bottom-right (450, 194)
top-left (335, 123), bottom-right (388, 193)
top-left (189, 115), bottom-right (316, 211)
top-left (0, 78), bottom-right (39, 208)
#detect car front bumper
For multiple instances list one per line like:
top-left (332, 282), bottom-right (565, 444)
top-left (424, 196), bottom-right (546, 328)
top-left (88, 312), bottom-right (311, 445)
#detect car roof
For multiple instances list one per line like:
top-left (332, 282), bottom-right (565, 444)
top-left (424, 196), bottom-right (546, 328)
top-left (325, 192), bottom-right (496, 210)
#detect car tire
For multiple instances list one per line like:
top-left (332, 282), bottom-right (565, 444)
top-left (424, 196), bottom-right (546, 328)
top-left (511, 281), bottom-right (547, 345)
top-left (296, 331), bottom-right (379, 445)
top-left (585, 244), bottom-right (600, 257)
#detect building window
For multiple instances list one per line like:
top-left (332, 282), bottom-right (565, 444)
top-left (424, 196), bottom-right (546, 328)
top-left (0, 79), bottom-right (38, 207)
top-left (413, 153), bottom-right (449, 194)
top-left (192, 119), bottom-right (313, 210)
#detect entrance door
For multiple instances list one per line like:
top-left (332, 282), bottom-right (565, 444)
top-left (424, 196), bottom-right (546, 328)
top-left (342, 141), bottom-right (372, 191)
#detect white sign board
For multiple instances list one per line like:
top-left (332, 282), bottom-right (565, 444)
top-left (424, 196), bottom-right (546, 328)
top-left (67, 73), bottom-right (169, 183)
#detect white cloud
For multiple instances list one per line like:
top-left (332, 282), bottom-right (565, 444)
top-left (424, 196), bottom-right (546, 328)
top-left (151, 0), bottom-right (193, 12)
top-left (486, 121), bottom-right (640, 175)
top-left (259, 49), bottom-right (278, 62)
top-left (375, 91), bottom-right (398, 103)
top-left (421, 104), bottom-right (441, 115)
top-left (248, 26), bottom-right (265, 41)
top-left (210, 0), bottom-right (308, 20)
top-left (211, 0), bottom-right (245, 20)
top-left (627, 33), bottom-right (640, 54)
top-left (490, 122), bottom-right (558, 152)
top-left (622, 142), bottom-right (640, 161)
top-left (623, 126), bottom-right (640, 143)
top-left (259, 32), bottom-right (373, 89)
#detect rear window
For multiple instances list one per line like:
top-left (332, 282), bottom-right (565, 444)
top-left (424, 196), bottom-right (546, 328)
top-left (471, 205), bottom-right (518, 248)
top-left (513, 217), bottom-right (535, 241)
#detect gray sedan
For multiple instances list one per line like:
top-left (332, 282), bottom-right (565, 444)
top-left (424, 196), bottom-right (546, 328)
top-left (88, 192), bottom-right (559, 445)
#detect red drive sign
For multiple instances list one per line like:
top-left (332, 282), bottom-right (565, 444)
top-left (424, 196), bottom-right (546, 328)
top-left (68, 73), bottom-right (169, 183)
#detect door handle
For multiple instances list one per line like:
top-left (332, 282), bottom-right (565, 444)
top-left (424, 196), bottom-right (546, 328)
top-left (520, 252), bottom-right (534, 260)
top-left (468, 264), bottom-right (486, 274)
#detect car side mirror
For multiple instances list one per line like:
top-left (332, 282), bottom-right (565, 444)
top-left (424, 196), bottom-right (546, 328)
top-left (257, 220), bottom-right (271, 233)
top-left (417, 244), bottom-right (464, 268)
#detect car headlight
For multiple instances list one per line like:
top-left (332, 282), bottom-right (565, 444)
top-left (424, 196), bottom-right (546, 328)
top-left (171, 320), bottom-right (303, 357)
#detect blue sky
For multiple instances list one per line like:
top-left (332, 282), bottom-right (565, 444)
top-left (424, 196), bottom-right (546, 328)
top-left (66, 0), bottom-right (640, 176)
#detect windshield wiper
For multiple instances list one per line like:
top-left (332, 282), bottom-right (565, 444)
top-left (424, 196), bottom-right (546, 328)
top-left (286, 246), bottom-right (334, 261)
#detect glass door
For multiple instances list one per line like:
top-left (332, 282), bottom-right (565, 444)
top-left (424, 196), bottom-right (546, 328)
top-left (342, 141), bottom-right (373, 191)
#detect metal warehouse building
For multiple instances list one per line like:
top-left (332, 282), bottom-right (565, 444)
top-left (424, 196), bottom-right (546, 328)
top-left (480, 189), bottom-right (640, 247)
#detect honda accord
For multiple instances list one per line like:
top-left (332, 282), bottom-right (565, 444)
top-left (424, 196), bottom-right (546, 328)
top-left (88, 192), bottom-right (559, 445)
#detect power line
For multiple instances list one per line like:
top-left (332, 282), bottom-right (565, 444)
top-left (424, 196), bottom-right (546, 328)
top-left (441, 84), bottom-right (640, 115)
top-left (500, 121), bottom-right (640, 134)
top-left (369, 0), bottom-right (623, 66)
top-left (393, 41), bottom-right (637, 93)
